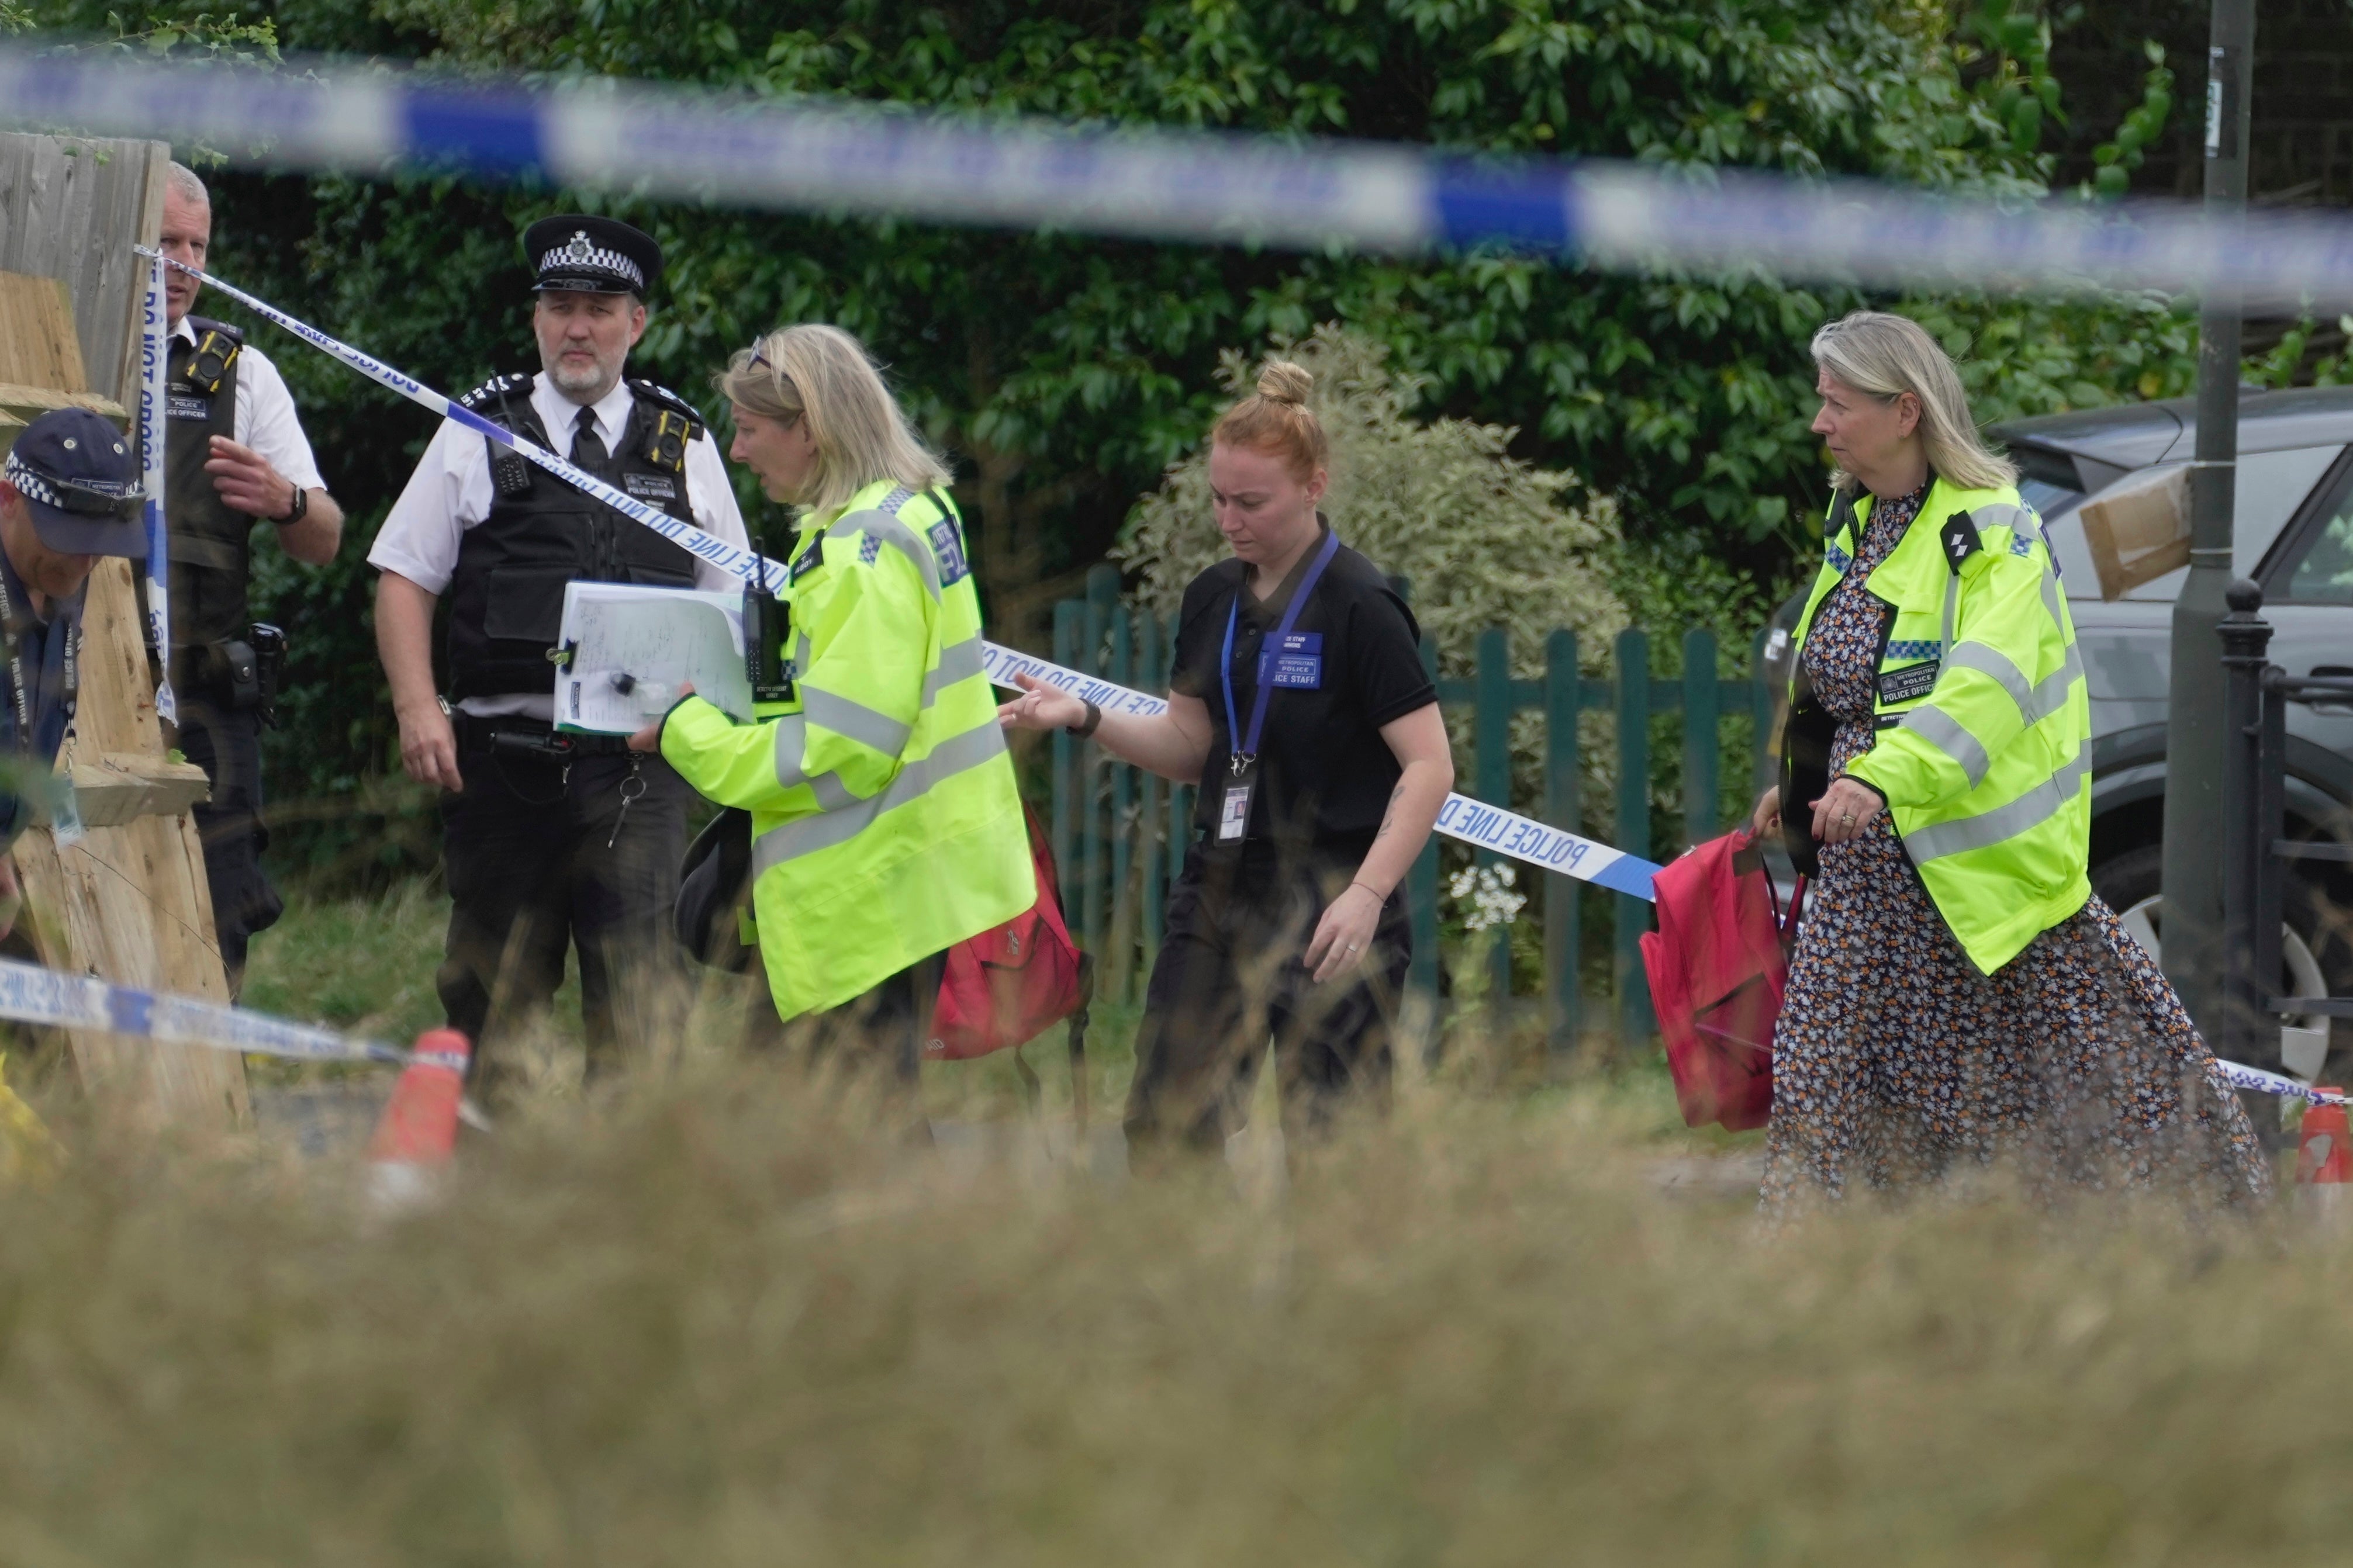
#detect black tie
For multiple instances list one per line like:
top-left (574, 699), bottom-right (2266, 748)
top-left (572, 406), bottom-right (607, 469)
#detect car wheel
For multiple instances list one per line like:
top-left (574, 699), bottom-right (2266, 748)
top-left (2093, 844), bottom-right (2348, 1082)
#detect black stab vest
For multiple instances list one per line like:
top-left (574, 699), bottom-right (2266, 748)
top-left (443, 378), bottom-right (703, 700)
top-left (163, 315), bottom-right (254, 653)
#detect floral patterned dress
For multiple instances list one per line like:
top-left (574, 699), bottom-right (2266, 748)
top-left (1759, 484), bottom-right (2274, 1214)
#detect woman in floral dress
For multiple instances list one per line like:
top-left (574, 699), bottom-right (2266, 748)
top-left (1752, 311), bottom-right (2271, 1214)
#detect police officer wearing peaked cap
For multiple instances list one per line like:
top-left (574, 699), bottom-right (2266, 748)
top-left (371, 214), bottom-right (751, 1095)
top-left (0, 410), bottom-right (154, 942)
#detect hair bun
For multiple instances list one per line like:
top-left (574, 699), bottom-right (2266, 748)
top-left (1256, 360), bottom-right (1314, 406)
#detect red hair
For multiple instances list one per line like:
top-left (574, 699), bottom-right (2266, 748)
top-left (1210, 359), bottom-right (1329, 482)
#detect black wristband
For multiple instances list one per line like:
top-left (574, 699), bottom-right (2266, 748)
top-left (276, 484), bottom-right (309, 525)
top-left (1066, 699), bottom-right (1103, 739)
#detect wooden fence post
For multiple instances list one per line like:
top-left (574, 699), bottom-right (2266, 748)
top-left (0, 133), bottom-right (247, 1128)
top-left (1136, 609), bottom-right (1163, 975)
top-left (1051, 599), bottom-right (1079, 922)
top-left (1081, 565), bottom-right (1117, 960)
top-left (1474, 628), bottom-right (1512, 1013)
top-left (1683, 629), bottom-right (1720, 848)
top-left (1108, 605), bottom-right (1135, 1001)
top-left (1408, 625), bottom-right (1440, 1016)
top-left (1613, 628), bottom-right (1652, 1046)
top-left (1543, 629), bottom-right (1580, 1057)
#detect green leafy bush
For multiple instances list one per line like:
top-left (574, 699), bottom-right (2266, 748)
top-left (1118, 324), bottom-right (1625, 679)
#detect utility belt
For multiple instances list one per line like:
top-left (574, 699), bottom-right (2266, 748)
top-left (451, 709), bottom-right (635, 759)
top-left (170, 624), bottom-right (286, 725)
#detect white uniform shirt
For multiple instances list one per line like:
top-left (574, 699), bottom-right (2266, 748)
top-left (171, 316), bottom-right (326, 493)
top-left (369, 372), bottom-right (751, 719)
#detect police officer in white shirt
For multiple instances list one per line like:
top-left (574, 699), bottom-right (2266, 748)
top-left (371, 214), bottom-right (749, 1091)
top-left (156, 161), bottom-right (345, 992)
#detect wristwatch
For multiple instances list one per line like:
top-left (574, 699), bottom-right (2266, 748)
top-left (1065, 699), bottom-right (1103, 739)
top-left (276, 483), bottom-right (309, 525)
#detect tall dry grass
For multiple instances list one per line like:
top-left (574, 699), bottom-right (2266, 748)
top-left (0, 1051), bottom-right (2339, 1566)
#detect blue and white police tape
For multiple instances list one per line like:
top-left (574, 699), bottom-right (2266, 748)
top-left (134, 250), bottom-right (793, 598)
top-left (137, 251), bottom-right (176, 726)
top-left (2211, 1058), bottom-right (2348, 1109)
top-left (980, 643), bottom-right (1661, 900)
top-left (18, 46), bottom-right (2353, 307)
top-left (0, 956), bottom-right (410, 1066)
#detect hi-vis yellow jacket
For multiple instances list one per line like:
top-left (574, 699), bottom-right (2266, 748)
top-left (660, 480), bottom-right (1031, 1020)
top-left (1790, 476), bottom-right (2091, 974)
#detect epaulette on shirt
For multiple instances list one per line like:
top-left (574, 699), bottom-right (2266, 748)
top-left (459, 373), bottom-right (537, 497)
top-left (457, 372), bottom-right (534, 413)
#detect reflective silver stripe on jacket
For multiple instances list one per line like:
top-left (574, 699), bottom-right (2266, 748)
top-left (1897, 705), bottom-right (1992, 790)
top-left (1904, 749), bottom-right (2090, 866)
top-left (752, 719), bottom-right (1009, 876)
top-left (769, 715), bottom-right (861, 810)
top-left (1941, 641), bottom-right (2083, 732)
top-left (801, 685), bottom-right (913, 755)
top-left (826, 508), bottom-right (942, 600)
top-left (775, 632), bottom-right (989, 789)
top-left (922, 634), bottom-right (985, 703)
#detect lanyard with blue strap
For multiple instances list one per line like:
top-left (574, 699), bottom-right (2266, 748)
top-left (0, 560), bottom-right (83, 846)
top-left (1215, 526), bottom-right (1342, 844)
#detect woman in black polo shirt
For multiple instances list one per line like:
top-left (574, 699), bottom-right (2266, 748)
top-left (999, 362), bottom-right (1452, 1158)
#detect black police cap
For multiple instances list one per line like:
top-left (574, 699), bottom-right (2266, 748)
top-left (523, 214), bottom-right (663, 298)
top-left (1, 407), bottom-right (144, 558)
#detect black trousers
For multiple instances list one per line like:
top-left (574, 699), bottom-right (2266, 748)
top-left (1125, 840), bottom-right (1410, 1157)
top-left (172, 698), bottom-right (283, 994)
top-left (436, 724), bottom-right (690, 1089)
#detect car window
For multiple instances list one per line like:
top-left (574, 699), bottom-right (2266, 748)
top-left (2276, 503), bottom-right (2353, 604)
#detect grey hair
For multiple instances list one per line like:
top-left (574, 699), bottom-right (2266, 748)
top-left (717, 324), bottom-right (949, 514)
top-left (165, 161), bottom-right (209, 207)
top-left (1810, 310), bottom-right (2017, 494)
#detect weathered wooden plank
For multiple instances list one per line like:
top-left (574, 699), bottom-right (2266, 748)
top-left (0, 380), bottom-right (125, 423)
top-left (69, 753), bottom-right (213, 830)
top-left (0, 134), bottom-right (167, 409)
top-left (0, 272), bottom-right (89, 391)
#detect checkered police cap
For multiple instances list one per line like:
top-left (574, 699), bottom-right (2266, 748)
top-left (523, 214), bottom-right (663, 297)
top-left (4, 446), bottom-right (136, 518)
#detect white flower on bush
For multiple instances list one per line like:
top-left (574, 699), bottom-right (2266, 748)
top-left (1447, 863), bottom-right (1526, 932)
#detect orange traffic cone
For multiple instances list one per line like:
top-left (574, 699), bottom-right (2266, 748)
top-left (368, 1029), bottom-right (472, 1210)
top-left (2295, 1088), bottom-right (2352, 1219)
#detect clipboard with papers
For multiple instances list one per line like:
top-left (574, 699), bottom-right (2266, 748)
top-left (551, 582), bottom-right (758, 735)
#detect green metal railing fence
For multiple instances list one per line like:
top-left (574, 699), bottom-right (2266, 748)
top-left (1041, 565), bottom-right (1775, 1050)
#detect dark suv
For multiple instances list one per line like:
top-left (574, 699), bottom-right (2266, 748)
top-left (1771, 387), bottom-right (2353, 1080)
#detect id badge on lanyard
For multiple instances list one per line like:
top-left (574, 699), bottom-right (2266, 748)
top-left (0, 567), bottom-right (75, 845)
top-left (1217, 528), bottom-right (1342, 844)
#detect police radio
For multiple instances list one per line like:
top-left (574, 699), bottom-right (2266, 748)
top-left (745, 586), bottom-right (793, 704)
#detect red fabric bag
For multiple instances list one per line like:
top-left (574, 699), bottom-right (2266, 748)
top-left (928, 806), bottom-right (1089, 1062)
top-left (1638, 830), bottom-right (1803, 1132)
